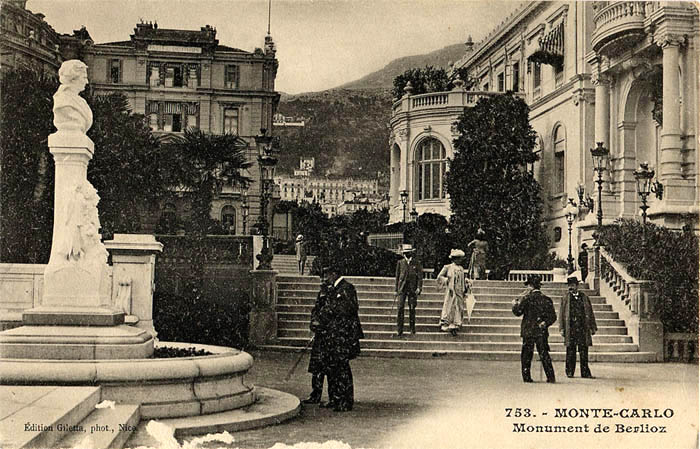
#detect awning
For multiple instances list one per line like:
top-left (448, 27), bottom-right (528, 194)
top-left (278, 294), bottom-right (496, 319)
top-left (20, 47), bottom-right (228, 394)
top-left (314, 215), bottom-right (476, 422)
top-left (528, 21), bottom-right (564, 67)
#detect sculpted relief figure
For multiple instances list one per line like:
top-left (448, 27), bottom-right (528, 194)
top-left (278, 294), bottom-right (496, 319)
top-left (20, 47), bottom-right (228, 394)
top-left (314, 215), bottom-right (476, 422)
top-left (53, 60), bottom-right (93, 135)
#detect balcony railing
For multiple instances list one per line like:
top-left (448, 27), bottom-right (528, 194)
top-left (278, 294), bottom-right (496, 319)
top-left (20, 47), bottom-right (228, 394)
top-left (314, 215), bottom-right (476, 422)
top-left (392, 90), bottom-right (525, 118)
top-left (591, 1), bottom-right (648, 53)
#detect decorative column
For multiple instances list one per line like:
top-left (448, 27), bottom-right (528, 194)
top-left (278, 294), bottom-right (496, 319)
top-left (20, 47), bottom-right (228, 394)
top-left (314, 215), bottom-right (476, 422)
top-left (658, 34), bottom-right (685, 181)
top-left (592, 71), bottom-right (610, 150)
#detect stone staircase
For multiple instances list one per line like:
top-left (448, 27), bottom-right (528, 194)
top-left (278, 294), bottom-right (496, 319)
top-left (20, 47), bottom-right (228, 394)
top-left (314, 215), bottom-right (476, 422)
top-left (0, 386), bottom-right (139, 449)
top-left (271, 254), bottom-right (317, 275)
top-left (264, 275), bottom-right (658, 362)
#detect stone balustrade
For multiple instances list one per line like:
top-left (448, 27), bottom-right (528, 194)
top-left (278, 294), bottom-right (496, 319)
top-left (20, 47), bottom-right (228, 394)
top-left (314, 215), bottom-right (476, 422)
top-left (664, 333), bottom-right (699, 363)
top-left (391, 90), bottom-right (524, 119)
top-left (591, 1), bottom-right (648, 53)
top-left (599, 246), bottom-right (664, 361)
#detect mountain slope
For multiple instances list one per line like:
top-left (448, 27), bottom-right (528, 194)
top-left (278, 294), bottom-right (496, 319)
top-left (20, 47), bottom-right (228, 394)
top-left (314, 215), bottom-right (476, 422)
top-left (338, 43), bottom-right (466, 90)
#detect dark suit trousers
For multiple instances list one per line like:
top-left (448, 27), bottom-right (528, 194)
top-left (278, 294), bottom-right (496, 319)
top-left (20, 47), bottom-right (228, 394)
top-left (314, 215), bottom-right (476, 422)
top-left (566, 342), bottom-right (591, 377)
top-left (309, 372), bottom-right (325, 400)
top-left (327, 360), bottom-right (354, 410)
top-left (521, 335), bottom-right (555, 382)
top-left (396, 292), bottom-right (417, 334)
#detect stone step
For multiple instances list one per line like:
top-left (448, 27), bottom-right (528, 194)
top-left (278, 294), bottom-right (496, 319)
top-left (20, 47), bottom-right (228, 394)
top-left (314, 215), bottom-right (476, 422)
top-left (0, 386), bottom-right (101, 449)
top-left (278, 290), bottom-right (608, 304)
top-left (57, 404), bottom-right (140, 449)
top-left (277, 282), bottom-right (591, 296)
top-left (275, 337), bottom-right (639, 352)
top-left (277, 321), bottom-right (629, 336)
top-left (276, 304), bottom-right (622, 319)
top-left (277, 327), bottom-right (632, 342)
top-left (261, 346), bottom-right (658, 363)
top-left (277, 312), bottom-right (627, 327)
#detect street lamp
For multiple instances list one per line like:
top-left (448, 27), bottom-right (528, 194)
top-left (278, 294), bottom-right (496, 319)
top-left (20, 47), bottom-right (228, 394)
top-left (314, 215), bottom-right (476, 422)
top-left (400, 190), bottom-right (408, 223)
top-left (590, 141), bottom-right (610, 287)
top-left (241, 189), bottom-right (249, 235)
top-left (633, 162), bottom-right (656, 244)
top-left (575, 182), bottom-right (594, 214)
top-left (564, 198), bottom-right (578, 275)
top-left (410, 207), bottom-right (418, 222)
top-left (255, 128), bottom-right (278, 270)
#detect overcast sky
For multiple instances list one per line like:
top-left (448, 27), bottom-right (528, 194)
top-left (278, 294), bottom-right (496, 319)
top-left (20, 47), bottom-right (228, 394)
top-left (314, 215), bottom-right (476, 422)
top-left (29, 0), bottom-right (523, 94)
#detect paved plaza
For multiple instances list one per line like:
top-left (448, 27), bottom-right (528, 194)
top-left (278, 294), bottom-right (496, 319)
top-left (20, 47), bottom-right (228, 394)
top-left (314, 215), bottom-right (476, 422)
top-left (189, 350), bottom-right (699, 449)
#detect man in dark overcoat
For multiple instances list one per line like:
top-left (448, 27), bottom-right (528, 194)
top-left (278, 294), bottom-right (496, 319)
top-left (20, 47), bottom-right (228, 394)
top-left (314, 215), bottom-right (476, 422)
top-left (313, 265), bottom-right (364, 411)
top-left (395, 243), bottom-right (423, 336)
top-left (560, 274), bottom-right (597, 378)
top-left (512, 274), bottom-right (557, 383)
top-left (303, 280), bottom-right (332, 404)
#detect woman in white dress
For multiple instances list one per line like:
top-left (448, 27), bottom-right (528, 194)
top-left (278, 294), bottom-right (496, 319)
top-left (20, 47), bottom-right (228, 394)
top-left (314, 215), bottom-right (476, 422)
top-left (437, 249), bottom-right (470, 336)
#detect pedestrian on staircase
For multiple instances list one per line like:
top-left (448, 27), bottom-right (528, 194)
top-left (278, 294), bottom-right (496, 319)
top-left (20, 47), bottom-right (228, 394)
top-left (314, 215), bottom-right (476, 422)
top-left (296, 234), bottom-right (307, 275)
top-left (394, 243), bottom-right (423, 337)
top-left (560, 273), bottom-right (597, 379)
top-left (467, 228), bottom-right (489, 280)
top-left (307, 264), bottom-right (364, 411)
top-left (578, 243), bottom-right (589, 285)
top-left (512, 274), bottom-right (557, 383)
top-left (437, 249), bottom-right (469, 336)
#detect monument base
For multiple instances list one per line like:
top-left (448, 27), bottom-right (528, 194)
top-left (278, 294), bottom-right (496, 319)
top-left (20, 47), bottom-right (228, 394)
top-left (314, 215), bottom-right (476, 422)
top-left (0, 324), bottom-right (153, 360)
top-left (22, 306), bottom-right (125, 326)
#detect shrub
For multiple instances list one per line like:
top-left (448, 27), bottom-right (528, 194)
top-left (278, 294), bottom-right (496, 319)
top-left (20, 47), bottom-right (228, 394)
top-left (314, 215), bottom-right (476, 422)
top-left (598, 219), bottom-right (698, 333)
top-left (310, 241), bottom-right (402, 277)
top-left (153, 284), bottom-right (250, 349)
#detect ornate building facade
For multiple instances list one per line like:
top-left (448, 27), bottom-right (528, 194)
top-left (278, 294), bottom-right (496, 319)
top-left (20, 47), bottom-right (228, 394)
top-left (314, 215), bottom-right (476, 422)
top-left (81, 21), bottom-right (280, 234)
top-left (389, 1), bottom-right (699, 258)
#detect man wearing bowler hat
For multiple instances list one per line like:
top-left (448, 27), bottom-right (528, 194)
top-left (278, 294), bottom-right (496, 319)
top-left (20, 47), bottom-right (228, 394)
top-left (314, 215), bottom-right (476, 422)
top-left (512, 274), bottom-right (557, 383)
top-left (560, 273), bottom-right (597, 378)
top-left (395, 243), bottom-right (423, 336)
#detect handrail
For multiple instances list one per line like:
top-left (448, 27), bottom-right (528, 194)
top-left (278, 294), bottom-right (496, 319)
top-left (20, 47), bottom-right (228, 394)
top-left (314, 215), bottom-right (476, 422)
top-left (599, 246), bottom-right (653, 316)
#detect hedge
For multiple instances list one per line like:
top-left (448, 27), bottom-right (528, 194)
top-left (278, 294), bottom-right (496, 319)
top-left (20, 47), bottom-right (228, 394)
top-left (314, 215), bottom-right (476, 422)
top-left (310, 241), bottom-right (402, 277)
top-left (598, 219), bottom-right (698, 333)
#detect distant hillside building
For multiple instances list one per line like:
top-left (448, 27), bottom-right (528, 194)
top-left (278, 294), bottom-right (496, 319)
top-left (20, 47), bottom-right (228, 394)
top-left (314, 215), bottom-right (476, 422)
top-left (294, 157), bottom-right (315, 177)
top-left (81, 21), bottom-right (280, 234)
top-left (275, 170), bottom-right (380, 216)
top-left (273, 112), bottom-right (305, 127)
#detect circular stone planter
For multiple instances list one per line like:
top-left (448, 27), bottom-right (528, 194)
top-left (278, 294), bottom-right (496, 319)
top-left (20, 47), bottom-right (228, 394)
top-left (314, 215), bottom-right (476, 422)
top-left (0, 341), bottom-right (256, 419)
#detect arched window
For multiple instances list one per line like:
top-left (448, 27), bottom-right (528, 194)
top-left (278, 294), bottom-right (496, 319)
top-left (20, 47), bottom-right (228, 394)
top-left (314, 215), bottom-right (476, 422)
top-left (221, 205), bottom-right (236, 234)
top-left (553, 126), bottom-right (566, 195)
top-left (414, 138), bottom-right (446, 201)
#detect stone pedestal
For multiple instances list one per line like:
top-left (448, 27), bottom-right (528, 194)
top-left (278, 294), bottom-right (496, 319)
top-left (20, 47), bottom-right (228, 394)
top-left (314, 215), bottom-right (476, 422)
top-left (249, 269), bottom-right (278, 346)
top-left (104, 234), bottom-right (163, 337)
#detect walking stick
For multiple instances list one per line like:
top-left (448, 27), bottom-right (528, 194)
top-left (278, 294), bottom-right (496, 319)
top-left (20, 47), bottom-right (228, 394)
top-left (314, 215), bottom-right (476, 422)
top-left (284, 335), bottom-right (315, 382)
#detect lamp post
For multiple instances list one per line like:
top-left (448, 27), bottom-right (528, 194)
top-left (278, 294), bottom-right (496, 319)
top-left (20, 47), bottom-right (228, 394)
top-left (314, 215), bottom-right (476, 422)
top-left (633, 162), bottom-right (655, 244)
top-left (241, 189), bottom-right (249, 235)
top-left (590, 141), bottom-right (610, 288)
top-left (255, 128), bottom-right (278, 270)
top-left (400, 190), bottom-right (408, 223)
top-left (564, 198), bottom-right (578, 275)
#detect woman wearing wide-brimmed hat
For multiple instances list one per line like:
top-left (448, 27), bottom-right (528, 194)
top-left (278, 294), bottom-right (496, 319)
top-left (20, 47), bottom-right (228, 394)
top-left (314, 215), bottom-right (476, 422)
top-left (296, 234), bottom-right (307, 275)
top-left (436, 249), bottom-right (469, 336)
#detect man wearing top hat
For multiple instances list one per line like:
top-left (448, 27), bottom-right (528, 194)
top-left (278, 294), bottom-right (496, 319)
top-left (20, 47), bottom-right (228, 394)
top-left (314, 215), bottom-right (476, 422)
top-left (560, 273), bottom-right (597, 378)
top-left (577, 243), bottom-right (589, 285)
top-left (512, 274), bottom-right (557, 383)
top-left (395, 243), bottom-right (423, 336)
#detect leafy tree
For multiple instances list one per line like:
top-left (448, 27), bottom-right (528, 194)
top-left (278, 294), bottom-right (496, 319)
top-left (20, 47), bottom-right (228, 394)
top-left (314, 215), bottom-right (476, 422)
top-left (86, 92), bottom-right (174, 239)
top-left (162, 129), bottom-right (252, 236)
top-left (392, 66), bottom-right (476, 101)
top-left (0, 68), bottom-right (57, 263)
top-left (446, 93), bottom-right (550, 278)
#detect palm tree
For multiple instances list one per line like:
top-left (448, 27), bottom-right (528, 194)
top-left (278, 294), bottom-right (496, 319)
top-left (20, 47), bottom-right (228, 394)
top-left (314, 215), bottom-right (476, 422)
top-left (162, 129), bottom-right (252, 235)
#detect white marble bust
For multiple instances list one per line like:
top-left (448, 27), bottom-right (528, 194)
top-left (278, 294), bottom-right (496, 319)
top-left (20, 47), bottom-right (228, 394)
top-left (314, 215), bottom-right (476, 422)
top-left (53, 60), bottom-right (93, 135)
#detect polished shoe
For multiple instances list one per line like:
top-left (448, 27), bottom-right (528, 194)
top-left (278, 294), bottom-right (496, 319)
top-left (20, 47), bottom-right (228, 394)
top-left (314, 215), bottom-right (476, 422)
top-left (523, 378), bottom-right (534, 383)
top-left (566, 374), bottom-right (574, 378)
top-left (582, 374), bottom-right (596, 379)
top-left (394, 332), bottom-right (404, 338)
top-left (320, 401), bottom-right (337, 409)
top-left (302, 396), bottom-right (321, 404)
top-left (546, 378), bottom-right (556, 384)
top-left (333, 405), bottom-right (353, 412)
